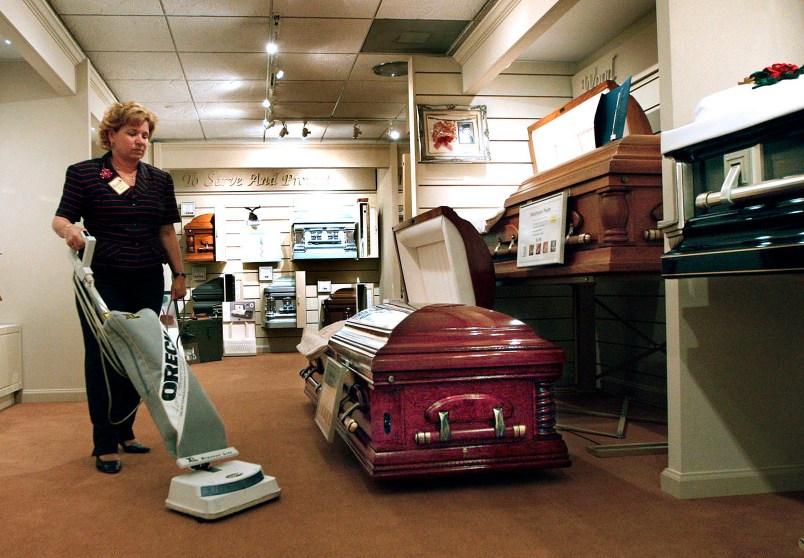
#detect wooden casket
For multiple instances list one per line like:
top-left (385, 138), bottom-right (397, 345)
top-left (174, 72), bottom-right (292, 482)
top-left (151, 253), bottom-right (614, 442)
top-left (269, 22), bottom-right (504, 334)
top-left (298, 206), bottom-right (570, 479)
top-left (484, 80), bottom-right (664, 279)
top-left (321, 287), bottom-right (357, 327)
top-left (184, 213), bottom-right (216, 262)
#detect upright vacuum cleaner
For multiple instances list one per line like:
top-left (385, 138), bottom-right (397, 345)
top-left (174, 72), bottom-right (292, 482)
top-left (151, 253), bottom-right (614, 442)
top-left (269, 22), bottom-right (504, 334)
top-left (71, 233), bottom-right (280, 520)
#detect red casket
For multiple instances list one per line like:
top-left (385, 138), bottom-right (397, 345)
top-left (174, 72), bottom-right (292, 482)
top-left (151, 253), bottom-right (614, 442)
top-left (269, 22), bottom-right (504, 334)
top-left (298, 206), bottom-right (570, 479)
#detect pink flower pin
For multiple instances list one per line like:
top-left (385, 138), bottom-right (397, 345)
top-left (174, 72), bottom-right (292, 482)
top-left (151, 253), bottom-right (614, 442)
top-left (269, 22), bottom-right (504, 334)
top-left (99, 168), bottom-right (113, 180)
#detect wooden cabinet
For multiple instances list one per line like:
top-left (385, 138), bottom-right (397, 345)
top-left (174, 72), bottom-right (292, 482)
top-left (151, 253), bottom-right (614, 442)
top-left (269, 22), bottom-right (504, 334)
top-left (0, 324), bottom-right (22, 411)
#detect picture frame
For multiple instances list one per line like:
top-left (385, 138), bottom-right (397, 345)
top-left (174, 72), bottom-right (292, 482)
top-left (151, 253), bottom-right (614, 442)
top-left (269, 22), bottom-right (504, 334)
top-left (180, 201), bottom-right (196, 217)
top-left (417, 104), bottom-right (490, 163)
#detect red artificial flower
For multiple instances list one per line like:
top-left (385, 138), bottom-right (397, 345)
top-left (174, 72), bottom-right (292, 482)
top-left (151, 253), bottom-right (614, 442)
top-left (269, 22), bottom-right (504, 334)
top-left (99, 168), bottom-right (113, 180)
top-left (765, 63), bottom-right (799, 79)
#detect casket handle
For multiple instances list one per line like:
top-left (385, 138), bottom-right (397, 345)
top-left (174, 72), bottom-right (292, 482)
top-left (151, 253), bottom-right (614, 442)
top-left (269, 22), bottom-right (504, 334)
top-left (299, 364), bottom-right (322, 394)
top-left (439, 411), bottom-right (452, 442)
top-left (493, 407), bottom-right (505, 438)
top-left (696, 170), bottom-right (804, 208)
top-left (339, 402), bottom-right (361, 433)
top-left (415, 406), bottom-right (525, 445)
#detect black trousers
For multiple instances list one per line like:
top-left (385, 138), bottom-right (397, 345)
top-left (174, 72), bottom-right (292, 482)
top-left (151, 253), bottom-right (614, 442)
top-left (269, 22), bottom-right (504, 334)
top-left (76, 266), bottom-right (164, 456)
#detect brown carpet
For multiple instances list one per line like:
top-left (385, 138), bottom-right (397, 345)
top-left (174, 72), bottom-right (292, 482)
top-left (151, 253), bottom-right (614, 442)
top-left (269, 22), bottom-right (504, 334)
top-left (0, 353), bottom-right (800, 557)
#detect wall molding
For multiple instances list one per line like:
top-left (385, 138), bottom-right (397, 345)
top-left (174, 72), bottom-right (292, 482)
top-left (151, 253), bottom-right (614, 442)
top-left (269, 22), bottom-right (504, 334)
top-left (21, 388), bottom-right (86, 403)
top-left (661, 464), bottom-right (804, 499)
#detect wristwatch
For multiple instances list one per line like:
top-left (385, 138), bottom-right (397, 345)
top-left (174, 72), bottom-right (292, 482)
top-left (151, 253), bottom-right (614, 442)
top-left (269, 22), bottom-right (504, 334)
top-left (173, 272), bottom-right (187, 278)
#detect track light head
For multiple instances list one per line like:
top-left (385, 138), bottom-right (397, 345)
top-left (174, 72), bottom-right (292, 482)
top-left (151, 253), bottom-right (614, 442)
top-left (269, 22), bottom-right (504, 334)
top-left (275, 69), bottom-right (284, 80)
top-left (352, 122), bottom-right (362, 140)
top-left (278, 121), bottom-right (288, 138)
top-left (301, 120), bottom-right (310, 138)
top-left (388, 122), bottom-right (400, 140)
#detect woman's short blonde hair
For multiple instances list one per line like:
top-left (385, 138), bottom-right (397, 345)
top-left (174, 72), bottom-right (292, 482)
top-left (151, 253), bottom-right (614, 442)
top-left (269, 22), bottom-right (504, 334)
top-left (97, 101), bottom-right (158, 151)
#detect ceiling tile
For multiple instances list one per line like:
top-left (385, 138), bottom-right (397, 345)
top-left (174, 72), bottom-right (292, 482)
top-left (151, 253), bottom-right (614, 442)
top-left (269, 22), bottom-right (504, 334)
top-left (146, 102), bottom-right (198, 120)
top-left (169, 16), bottom-right (272, 52)
top-left (274, 53), bottom-right (356, 81)
top-left (59, 16), bottom-right (174, 52)
top-left (333, 102), bottom-right (406, 119)
top-left (339, 80), bottom-right (407, 103)
top-left (275, 81), bottom-right (344, 103)
top-left (162, 0), bottom-right (269, 16)
top-left (274, 0), bottom-right (380, 18)
top-left (106, 80), bottom-right (192, 103)
top-left (180, 53), bottom-right (267, 80)
top-left (376, 0), bottom-right (489, 21)
top-left (153, 119), bottom-right (205, 141)
top-left (272, 102), bottom-right (337, 119)
top-left (90, 52), bottom-right (184, 80)
top-left (201, 119), bottom-right (265, 139)
top-left (362, 19), bottom-right (468, 54)
top-left (196, 102), bottom-right (265, 120)
top-left (189, 80), bottom-right (266, 102)
top-left (278, 18), bottom-right (372, 54)
top-left (49, 0), bottom-right (164, 15)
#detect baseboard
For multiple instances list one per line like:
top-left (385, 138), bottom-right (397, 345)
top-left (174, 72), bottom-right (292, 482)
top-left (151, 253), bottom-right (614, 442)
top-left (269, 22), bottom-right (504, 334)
top-left (20, 388), bottom-right (87, 403)
top-left (661, 463), bottom-right (804, 499)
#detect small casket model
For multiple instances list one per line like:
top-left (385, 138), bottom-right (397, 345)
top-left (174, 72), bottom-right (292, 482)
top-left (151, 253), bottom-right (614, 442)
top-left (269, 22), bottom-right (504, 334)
top-left (298, 206), bottom-right (570, 479)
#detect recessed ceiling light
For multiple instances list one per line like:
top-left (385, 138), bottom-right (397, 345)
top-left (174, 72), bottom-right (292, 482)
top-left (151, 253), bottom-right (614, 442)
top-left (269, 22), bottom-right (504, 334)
top-left (372, 61), bottom-right (408, 78)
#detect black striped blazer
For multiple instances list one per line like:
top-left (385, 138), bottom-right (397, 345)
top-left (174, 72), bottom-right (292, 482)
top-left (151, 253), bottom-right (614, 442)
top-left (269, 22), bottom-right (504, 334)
top-left (55, 151), bottom-right (180, 270)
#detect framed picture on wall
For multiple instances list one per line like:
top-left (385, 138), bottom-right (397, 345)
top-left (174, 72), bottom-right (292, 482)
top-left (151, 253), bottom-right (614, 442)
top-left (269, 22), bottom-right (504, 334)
top-left (180, 201), bottom-right (196, 217)
top-left (417, 104), bottom-right (491, 163)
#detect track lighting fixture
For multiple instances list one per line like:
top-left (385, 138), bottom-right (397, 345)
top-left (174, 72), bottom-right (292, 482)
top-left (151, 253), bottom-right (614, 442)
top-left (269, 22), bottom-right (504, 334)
top-left (388, 122), bottom-right (400, 140)
top-left (275, 69), bottom-right (284, 80)
top-left (352, 122), bottom-right (362, 139)
top-left (278, 121), bottom-right (288, 138)
top-left (301, 121), bottom-right (311, 138)
top-left (262, 118), bottom-right (275, 130)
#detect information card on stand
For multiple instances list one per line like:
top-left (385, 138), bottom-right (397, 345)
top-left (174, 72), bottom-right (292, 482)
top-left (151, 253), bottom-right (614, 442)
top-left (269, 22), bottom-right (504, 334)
top-left (517, 191), bottom-right (568, 267)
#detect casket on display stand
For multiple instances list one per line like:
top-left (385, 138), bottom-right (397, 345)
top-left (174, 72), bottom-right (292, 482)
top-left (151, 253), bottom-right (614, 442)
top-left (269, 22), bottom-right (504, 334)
top-left (298, 207), bottom-right (570, 479)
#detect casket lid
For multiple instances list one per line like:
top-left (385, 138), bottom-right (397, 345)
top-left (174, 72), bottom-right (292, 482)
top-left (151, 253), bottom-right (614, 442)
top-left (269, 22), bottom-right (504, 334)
top-left (393, 206), bottom-right (495, 309)
top-left (330, 302), bottom-right (564, 376)
top-left (184, 213), bottom-right (214, 232)
top-left (662, 79), bottom-right (804, 155)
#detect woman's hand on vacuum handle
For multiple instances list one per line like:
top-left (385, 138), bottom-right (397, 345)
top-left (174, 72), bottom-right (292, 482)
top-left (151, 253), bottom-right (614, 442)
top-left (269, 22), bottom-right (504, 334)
top-left (171, 276), bottom-right (188, 301)
top-left (64, 223), bottom-right (87, 251)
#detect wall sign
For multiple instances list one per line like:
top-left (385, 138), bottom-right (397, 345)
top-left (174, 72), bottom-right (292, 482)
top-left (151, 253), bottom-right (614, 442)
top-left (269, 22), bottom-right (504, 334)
top-left (170, 168), bottom-right (376, 193)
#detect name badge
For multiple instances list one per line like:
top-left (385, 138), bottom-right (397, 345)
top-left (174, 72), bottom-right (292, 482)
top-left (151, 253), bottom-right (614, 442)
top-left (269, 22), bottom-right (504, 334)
top-left (108, 177), bottom-right (130, 195)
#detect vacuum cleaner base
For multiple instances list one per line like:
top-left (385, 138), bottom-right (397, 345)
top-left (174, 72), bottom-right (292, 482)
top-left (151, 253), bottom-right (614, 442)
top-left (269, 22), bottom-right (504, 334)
top-left (166, 460), bottom-right (280, 520)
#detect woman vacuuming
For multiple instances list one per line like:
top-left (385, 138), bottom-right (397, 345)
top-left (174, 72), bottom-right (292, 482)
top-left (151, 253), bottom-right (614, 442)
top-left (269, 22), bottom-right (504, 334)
top-left (52, 102), bottom-right (187, 474)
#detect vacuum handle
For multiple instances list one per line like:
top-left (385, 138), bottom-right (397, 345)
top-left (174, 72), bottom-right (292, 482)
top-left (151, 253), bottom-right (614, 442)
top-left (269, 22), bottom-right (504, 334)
top-left (69, 232), bottom-right (97, 282)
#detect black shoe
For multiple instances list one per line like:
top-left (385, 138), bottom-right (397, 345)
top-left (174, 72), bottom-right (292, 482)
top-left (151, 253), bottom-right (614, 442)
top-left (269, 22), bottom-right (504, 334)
top-left (95, 456), bottom-right (121, 474)
top-left (120, 441), bottom-right (151, 454)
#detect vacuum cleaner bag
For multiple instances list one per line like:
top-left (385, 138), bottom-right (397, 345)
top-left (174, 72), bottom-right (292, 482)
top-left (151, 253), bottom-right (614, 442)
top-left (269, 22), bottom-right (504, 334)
top-left (103, 308), bottom-right (228, 459)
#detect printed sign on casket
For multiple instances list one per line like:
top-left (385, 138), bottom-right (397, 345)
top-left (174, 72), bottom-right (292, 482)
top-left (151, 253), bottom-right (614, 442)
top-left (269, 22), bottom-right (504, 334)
top-left (516, 191), bottom-right (568, 268)
top-left (314, 357), bottom-right (349, 443)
